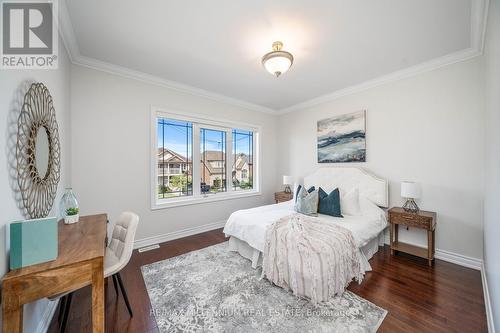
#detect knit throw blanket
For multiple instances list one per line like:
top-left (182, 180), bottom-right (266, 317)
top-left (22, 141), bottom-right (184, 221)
top-left (261, 213), bottom-right (364, 304)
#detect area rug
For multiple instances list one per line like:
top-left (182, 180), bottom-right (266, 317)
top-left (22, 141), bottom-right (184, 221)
top-left (141, 242), bottom-right (387, 333)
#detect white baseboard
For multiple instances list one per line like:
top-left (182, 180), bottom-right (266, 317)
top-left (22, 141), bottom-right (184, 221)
top-left (481, 262), bottom-right (496, 333)
top-left (35, 299), bottom-right (59, 333)
top-left (435, 248), bottom-right (482, 270)
top-left (383, 232), bottom-right (482, 270)
top-left (134, 220), bottom-right (227, 249)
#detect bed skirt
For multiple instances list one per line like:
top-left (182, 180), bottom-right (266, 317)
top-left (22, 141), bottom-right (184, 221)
top-left (227, 230), bottom-right (386, 271)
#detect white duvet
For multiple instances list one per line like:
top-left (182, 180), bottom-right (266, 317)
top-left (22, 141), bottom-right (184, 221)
top-left (223, 197), bottom-right (387, 253)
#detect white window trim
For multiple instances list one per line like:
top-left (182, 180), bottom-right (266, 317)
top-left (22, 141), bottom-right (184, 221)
top-left (150, 106), bottom-right (262, 210)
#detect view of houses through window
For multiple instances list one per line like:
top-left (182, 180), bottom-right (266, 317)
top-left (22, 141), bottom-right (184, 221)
top-left (157, 119), bottom-right (193, 199)
top-left (232, 129), bottom-right (253, 191)
top-left (156, 116), bottom-right (255, 201)
top-left (200, 128), bottom-right (227, 194)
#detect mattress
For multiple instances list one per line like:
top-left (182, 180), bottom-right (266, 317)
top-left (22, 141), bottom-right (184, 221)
top-left (223, 198), bottom-right (387, 254)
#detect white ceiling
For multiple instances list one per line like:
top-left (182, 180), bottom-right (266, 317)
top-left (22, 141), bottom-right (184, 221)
top-left (65, 0), bottom-right (478, 111)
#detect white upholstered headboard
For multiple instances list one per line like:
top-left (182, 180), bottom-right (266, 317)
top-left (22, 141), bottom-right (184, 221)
top-left (303, 167), bottom-right (388, 208)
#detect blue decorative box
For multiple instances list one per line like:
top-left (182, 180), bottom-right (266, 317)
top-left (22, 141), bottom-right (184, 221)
top-left (9, 216), bottom-right (58, 270)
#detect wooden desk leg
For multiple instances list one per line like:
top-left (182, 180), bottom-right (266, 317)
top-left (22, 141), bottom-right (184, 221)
top-left (390, 223), bottom-right (394, 255)
top-left (394, 224), bottom-right (399, 249)
top-left (427, 230), bottom-right (433, 266)
top-left (2, 296), bottom-right (23, 333)
top-left (91, 258), bottom-right (105, 333)
top-left (432, 229), bottom-right (436, 257)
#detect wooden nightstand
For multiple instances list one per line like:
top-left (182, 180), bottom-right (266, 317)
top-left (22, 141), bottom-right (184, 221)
top-left (275, 191), bottom-right (293, 203)
top-left (388, 207), bottom-right (437, 266)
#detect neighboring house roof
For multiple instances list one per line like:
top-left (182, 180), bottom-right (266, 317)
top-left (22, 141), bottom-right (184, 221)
top-left (201, 151), bottom-right (224, 161)
top-left (201, 151), bottom-right (223, 175)
top-left (234, 153), bottom-right (251, 170)
top-left (158, 148), bottom-right (191, 163)
top-left (200, 151), bottom-right (253, 174)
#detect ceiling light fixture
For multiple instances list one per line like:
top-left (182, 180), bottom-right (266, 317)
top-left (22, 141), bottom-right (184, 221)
top-left (261, 41), bottom-right (293, 77)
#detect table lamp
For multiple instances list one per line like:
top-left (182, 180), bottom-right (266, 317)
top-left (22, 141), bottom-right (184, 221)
top-left (283, 175), bottom-right (293, 193)
top-left (401, 181), bottom-right (420, 212)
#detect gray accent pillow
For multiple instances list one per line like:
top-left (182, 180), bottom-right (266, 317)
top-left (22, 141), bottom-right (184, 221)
top-left (294, 187), bottom-right (319, 216)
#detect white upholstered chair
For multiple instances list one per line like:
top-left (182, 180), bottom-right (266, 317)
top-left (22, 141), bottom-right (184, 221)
top-left (54, 212), bottom-right (139, 332)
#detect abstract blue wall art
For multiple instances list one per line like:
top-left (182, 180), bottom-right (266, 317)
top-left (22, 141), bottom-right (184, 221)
top-left (317, 110), bottom-right (366, 163)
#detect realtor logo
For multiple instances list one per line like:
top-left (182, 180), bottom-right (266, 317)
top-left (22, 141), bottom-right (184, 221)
top-left (1, 0), bottom-right (58, 69)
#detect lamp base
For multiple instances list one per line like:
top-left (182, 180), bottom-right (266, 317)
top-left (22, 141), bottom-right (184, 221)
top-left (403, 198), bottom-right (419, 213)
top-left (284, 185), bottom-right (292, 194)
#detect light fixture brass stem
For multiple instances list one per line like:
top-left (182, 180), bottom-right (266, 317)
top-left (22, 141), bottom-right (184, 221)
top-left (272, 41), bottom-right (283, 51)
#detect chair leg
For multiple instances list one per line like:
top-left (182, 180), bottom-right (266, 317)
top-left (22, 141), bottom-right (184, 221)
top-left (57, 295), bottom-right (67, 322)
top-left (116, 272), bottom-right (133, 317)
top-left (60, 292), bottom-right (73, 333)
top-left (112, 274), bottom-right (119, 295)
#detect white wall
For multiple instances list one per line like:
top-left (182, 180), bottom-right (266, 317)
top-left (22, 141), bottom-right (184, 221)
top-left (483, 0), bottom-right (500, 330)
top-left (0, 14), bottom-right (492, 332)
top-left (277, 58), bottom-right (485, 260)
top-left (0, 37), bottom-right (71, 332)
top-left (70, 65), bottom-right (279, 242)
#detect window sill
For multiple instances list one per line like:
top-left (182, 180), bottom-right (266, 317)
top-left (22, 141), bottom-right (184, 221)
top-left (151, 190), bottom-right (262, 210)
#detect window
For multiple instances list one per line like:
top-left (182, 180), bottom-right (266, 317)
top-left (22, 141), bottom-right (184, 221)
top-left (200, 128), bottom-right (227, 194)
top-left (232, 129), bottom-right (253, 191)
top-left (152, 110), bottom-right (260, 208)
top-left (157, 118), bottom-right (193, 199)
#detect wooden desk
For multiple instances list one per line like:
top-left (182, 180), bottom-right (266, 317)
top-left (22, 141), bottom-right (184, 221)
top-left (2, 214), bottom-right (107, 333)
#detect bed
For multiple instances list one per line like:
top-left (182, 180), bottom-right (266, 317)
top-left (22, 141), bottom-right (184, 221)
top-left (223, 167), bottom-right (389, 272)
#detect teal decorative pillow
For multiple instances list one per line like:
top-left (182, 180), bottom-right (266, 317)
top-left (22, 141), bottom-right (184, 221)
top-left (294, 187), bottom-right (319, 216)
top-left (318, 187), bottom-right (343, 218)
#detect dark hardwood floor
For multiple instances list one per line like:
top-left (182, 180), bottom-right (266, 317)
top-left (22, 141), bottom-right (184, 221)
top-left (48, 229), bottom-right (487, 333)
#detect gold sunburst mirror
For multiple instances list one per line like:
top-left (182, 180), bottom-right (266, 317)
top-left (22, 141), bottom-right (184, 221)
top-left (16, 82), bottom-right (61, 218)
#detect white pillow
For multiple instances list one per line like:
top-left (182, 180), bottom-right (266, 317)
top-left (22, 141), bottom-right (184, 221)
top-left (359, 195), bottom-right (386, 221)
top-left (341, 188), bottom-right (362, 216)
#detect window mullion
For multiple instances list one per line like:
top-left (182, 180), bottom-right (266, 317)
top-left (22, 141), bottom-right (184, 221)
top-left (253, 131), bottom-right (258, 192)
top-left (192, 123), bottom-right (201, 197)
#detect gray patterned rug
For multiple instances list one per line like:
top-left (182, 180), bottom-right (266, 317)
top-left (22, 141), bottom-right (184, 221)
top-left (141, 242), bottom-right (387, 333)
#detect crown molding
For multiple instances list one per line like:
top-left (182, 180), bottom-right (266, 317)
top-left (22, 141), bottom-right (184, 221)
top-left (471, 0), bottom-right (490, 52)
top-left (57, 0), bottom-right (79, 62)
top-left (277, 47), bottom-right (481, 114)
top-left (277, 0), bottom-right (489, 114)
top-left (72, 55), bottom-right (276, 114)
top-left (57, 0), bottom-right (489, 116)
top-left (57, 3), bottom-right (275, 115)
top-left (56, 2), bottom-right (275, 115)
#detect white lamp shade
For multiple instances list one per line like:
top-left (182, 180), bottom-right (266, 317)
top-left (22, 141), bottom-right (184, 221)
top-left (283, 175), bottom-right (293, 185)
top-left (401, 181), bottom-right (421, 199)
top-left (264, 56), bottom-right (292, 76)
